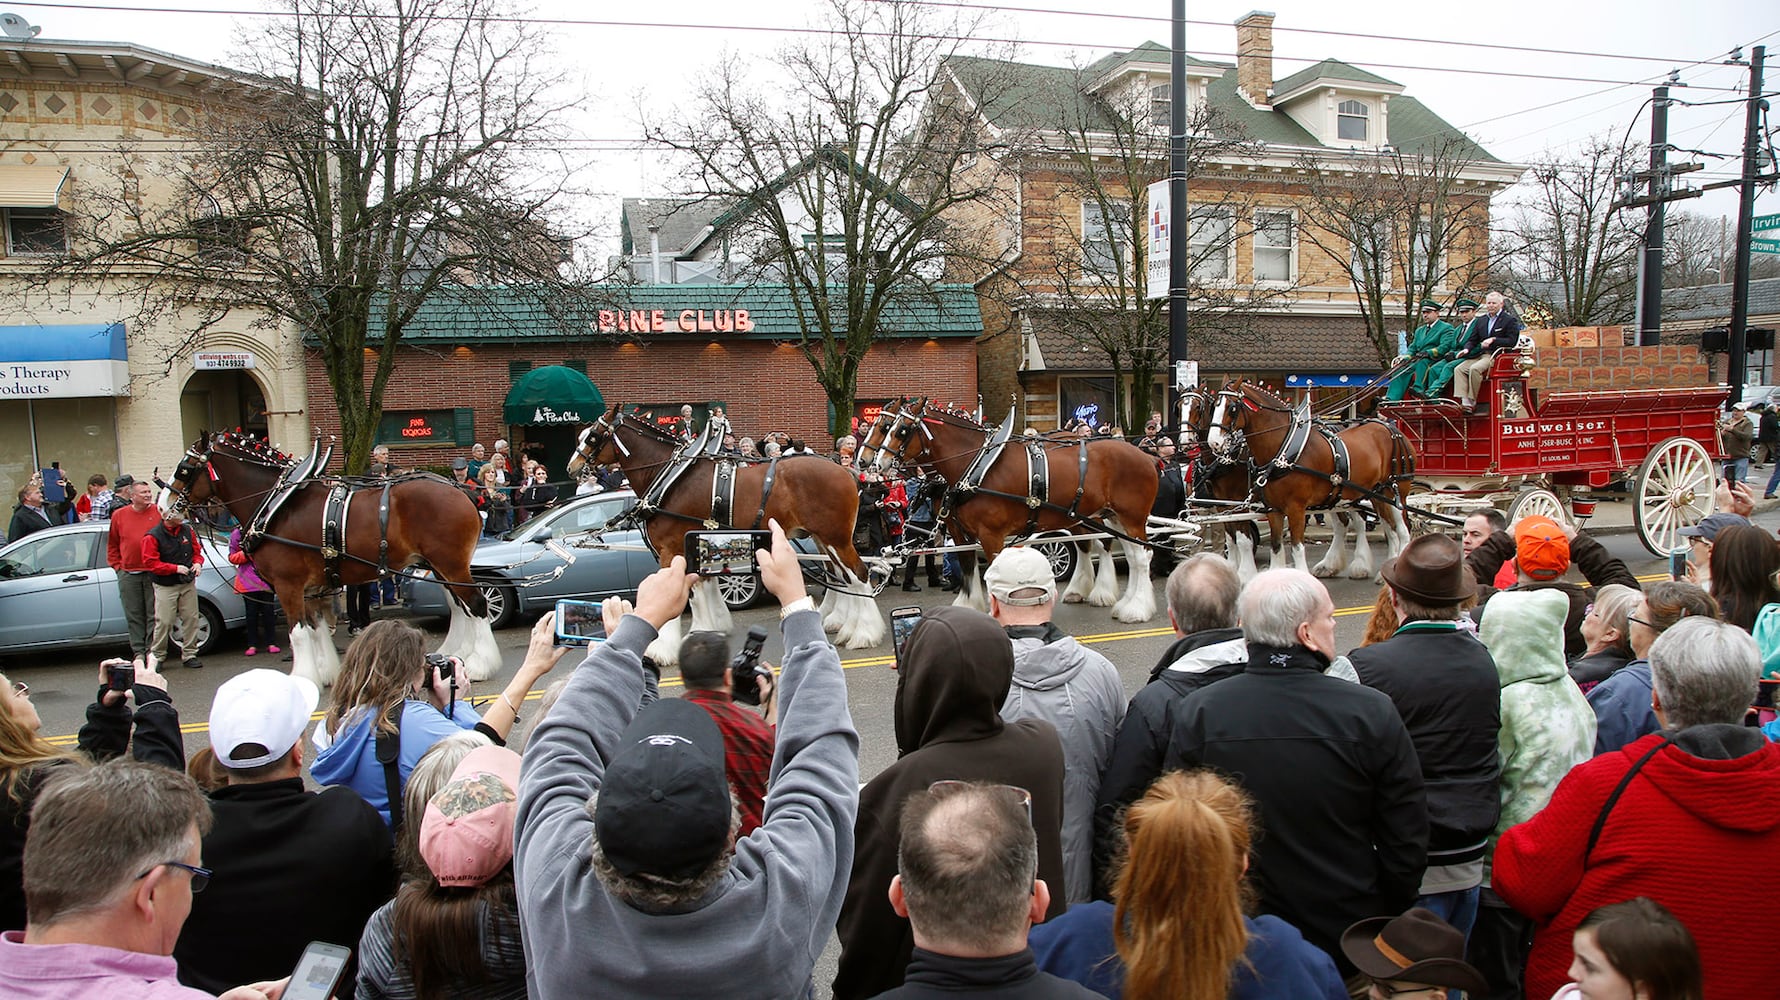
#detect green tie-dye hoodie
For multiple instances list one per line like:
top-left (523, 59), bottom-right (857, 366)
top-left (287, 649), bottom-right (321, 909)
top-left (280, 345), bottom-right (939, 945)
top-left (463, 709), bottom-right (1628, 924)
top-left (1477, 588), bottom-right (1597, 885)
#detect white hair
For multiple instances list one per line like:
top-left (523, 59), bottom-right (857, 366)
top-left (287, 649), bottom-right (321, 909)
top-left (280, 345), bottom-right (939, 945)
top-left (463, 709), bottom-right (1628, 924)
top-left (1237, 568), bottom-right (1330, 648)
top-left (1649, 617), bottom-right (1760, 729)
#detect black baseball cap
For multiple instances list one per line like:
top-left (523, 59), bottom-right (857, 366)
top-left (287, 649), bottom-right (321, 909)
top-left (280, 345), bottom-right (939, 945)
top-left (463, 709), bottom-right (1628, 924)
top-left (594, 698), bottom-right (732, 879)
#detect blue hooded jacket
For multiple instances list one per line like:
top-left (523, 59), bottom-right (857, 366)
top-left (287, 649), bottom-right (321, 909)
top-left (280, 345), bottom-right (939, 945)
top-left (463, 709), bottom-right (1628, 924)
top-left (310, 699), bottom-right (481, 824)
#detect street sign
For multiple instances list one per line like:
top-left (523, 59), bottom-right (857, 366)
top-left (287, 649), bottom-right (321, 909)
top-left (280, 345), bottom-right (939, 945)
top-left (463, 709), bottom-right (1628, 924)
top-left (1754, 212), bottom-right (1780, 233)
top-left (1756, 237), bottom-right (1780, 255)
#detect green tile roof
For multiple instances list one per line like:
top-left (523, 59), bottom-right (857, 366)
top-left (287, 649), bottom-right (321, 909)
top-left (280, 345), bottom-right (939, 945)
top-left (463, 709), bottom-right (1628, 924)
top-left (945, 47), bottom-right (1493, 161)
top-left (316, 284), bottom-right (983, 345)
top-left (1272, 58), bottom-right (1401, 96)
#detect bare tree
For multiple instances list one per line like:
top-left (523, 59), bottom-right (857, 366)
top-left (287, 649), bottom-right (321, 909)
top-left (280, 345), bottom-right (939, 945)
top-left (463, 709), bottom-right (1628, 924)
top-left (1294, 136), bottom-right (1494, 362)
top-left (1494, 136), bottom-right (1642, 326)
top-left (1664, 210), bottom-right (1733, 287)
top-left (642, 0), bottom-right (1023, 438)
top-left (1030, 73), bottom-right (1289, 432)
top-left (31, 0), bottom-right (593, 472)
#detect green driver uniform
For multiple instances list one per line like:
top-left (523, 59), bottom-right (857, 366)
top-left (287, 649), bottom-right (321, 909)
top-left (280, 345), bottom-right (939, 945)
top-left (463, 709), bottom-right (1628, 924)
top-left (1386, 299), bottom-right (1457, 401)
top-left (1425, 296), bottom-right (1480, 398)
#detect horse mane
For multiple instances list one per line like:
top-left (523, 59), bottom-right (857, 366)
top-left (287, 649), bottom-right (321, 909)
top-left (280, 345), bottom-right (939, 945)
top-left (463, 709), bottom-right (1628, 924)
top-left (614, 408), bottom-right (680, 444)
top-left (212, 430), bottom-right (293, 468)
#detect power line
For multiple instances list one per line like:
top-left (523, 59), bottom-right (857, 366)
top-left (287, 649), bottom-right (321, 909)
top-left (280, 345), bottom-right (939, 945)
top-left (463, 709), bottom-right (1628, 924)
top-left (0, 0), bottom-right (1759, 92)
top-left (881, 0), bottom-right (1720, 67)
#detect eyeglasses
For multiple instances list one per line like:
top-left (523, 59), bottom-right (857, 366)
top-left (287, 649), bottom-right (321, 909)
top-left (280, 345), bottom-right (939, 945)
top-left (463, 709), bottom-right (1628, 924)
top-left (929, 780), bottom-right (1034, 825)
top-left (9, 681), bottom-right (26, 697)
top-left (1627, 614), bottom-right (1656, 629)
top-left (136, 861), bottom-right (211, 893)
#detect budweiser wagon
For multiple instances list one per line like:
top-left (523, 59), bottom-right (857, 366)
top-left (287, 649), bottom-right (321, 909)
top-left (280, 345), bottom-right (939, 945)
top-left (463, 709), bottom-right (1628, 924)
top-left (1377, 329), bottom-right (1727, 556)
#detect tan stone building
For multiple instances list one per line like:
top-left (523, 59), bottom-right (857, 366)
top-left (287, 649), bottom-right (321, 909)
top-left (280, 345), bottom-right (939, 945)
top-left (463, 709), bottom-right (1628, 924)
top-left (941, 13), bottom-right (1523, 429)
top-left (0, 34), bottom-right (308, 504)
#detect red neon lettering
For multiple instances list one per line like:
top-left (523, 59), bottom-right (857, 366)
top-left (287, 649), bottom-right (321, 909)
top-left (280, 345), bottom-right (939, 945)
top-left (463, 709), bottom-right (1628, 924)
top-left (714, 310), bottom-right (733, 332)
top-left (651, 310), bottom-right (666, 332)
top-left (678, 310), bottom-right (696, 332)
top-left (735, 310), bottom-right (753, 332)
top-left (629, 310), bottom-right (649, 331)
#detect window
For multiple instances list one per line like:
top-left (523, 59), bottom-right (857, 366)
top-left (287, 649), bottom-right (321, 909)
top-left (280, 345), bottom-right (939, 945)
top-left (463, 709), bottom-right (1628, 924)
top-left (1081, 200), bottom-right (1132, 275)
top-left (1253, 209), bottom-right (1294, 283)
top-left (1151, 84), bottom-right (1171, 127)
top-left (1350, 221), bottom-right (1391, 289)
top-left (1404, 223), bottom-right (1445, 289)
top-left (4, 208), bottom-right (66, 256)
top-left (0, 531), bottom-right (97, 579)
top-left (1337, 100), bottom-right (1370, 142)
top-left (1188, 205), bottom-right (1233, 282)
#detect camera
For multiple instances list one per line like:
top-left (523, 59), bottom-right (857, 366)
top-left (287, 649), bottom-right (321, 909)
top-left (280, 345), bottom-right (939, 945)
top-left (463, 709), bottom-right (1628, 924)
top-left (104, 659), bottom-right (134, 693)
top-left (686, 530), bottom-right (773, 578)
top-left (424, 652), bottom-right (457, 680)
top-left (729, 625), bottom-right (771, 706)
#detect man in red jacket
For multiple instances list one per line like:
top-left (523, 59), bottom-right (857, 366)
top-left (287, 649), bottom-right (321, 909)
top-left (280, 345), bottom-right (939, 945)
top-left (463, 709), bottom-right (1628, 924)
top-left (106, 478), bottom-right (161, 662)
top-left (1493, 616), bottom-right (1780, 1000)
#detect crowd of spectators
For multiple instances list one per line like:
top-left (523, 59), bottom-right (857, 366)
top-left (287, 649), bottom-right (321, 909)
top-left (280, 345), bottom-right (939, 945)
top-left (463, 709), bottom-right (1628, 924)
top-left (3, 482), bottom-right (1780, 999)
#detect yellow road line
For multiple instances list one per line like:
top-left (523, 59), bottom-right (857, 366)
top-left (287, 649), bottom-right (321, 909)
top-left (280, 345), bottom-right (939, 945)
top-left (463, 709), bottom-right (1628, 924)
top-left (45, 571), bottom-right (1672, 745)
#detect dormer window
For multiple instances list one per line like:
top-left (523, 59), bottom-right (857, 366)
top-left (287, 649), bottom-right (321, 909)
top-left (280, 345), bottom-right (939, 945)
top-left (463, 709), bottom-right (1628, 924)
top-left (1151, 84), bottom-right (1171, 127)
top-left (1337, 100), bottom-right (1370, 141)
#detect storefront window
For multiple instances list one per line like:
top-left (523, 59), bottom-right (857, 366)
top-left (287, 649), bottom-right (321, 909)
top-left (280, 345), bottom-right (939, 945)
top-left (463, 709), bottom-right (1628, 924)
top-left (0, 398), bottom-right (119, 508)
top-left (1057, 376), bottom-right (1164, 433)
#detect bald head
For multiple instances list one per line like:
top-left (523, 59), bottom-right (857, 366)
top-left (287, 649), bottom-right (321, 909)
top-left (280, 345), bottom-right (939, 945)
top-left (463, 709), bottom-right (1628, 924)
top-left (895, 784), bottom-right (1040, 956)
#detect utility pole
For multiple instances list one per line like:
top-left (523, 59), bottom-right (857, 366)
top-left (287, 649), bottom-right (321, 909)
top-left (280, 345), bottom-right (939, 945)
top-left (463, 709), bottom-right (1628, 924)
top-left (1166, 0), bottom-right (1189, 429)
top-left (1727, 44), bottom-right (1766, 402)
top-left (1637, 86), bottom-right (1671, 347)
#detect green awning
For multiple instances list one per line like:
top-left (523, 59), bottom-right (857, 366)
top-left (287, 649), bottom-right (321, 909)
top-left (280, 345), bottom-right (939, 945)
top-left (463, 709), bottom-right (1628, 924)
top-left (503, 365), bottom-right (604, 425)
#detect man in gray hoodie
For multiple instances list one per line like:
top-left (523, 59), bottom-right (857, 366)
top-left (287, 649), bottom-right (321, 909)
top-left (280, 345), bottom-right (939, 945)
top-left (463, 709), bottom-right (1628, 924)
top-left (988, 546), bottom-right (1127, 905)
top-left (514, 520), bottom-right (860, 1000)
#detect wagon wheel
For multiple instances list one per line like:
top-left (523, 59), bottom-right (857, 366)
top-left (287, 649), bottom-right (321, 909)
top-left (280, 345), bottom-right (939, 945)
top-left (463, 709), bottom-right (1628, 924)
top-left (1506, 487), bottom-right (1570, 528)
top-left (1634, 437), bottom-right (1716, 557)
top-left (1402, 480), bottom-right (1438, 534)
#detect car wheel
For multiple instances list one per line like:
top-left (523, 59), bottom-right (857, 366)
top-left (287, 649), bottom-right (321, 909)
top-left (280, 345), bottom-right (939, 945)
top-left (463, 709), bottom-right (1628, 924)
top-left (716, 573), bottom-right (762, 611)
top-left (1032, 536), bottom-right (1079, 582)
top-left (174, 601), bottom-right (227, 656)
top-left (478, 581), bottom-right (518, 629)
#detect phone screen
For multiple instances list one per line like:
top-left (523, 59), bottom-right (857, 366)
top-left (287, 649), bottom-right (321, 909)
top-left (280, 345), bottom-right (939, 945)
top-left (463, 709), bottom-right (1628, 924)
top-left (891, 607), bottom-right (922, 666)
top-left (555, 599), bottom-right (607, 645)
top-left (284, 942), bottom-right (351, 1000)
top-left (1669, 548), bottom-right (1689, 582)
top-left (688, 530), bottom-right (771, 577)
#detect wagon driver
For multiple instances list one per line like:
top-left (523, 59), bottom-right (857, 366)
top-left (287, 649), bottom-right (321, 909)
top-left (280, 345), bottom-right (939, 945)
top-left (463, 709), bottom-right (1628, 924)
top-left (1385, 299), bottom-right (1459, 402)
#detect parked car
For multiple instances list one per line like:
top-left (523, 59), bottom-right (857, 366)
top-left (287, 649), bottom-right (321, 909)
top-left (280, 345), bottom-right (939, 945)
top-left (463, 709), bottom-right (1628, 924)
top-left (0, 521), bottom-right (246, 658)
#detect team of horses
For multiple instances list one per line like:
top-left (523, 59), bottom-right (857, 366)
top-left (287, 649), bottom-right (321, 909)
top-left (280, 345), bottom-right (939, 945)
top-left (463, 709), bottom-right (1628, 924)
top-left (166, 385), bottom-right (1415, 684)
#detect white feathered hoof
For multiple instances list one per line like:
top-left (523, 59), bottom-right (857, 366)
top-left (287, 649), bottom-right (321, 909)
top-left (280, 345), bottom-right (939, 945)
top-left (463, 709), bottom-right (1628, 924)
top-left (288, 623), bottom-right (340, 688)
top-left (1310, 555), bottom-right (1343, 578)
top-left (645, 615), bottom-right (684, 669)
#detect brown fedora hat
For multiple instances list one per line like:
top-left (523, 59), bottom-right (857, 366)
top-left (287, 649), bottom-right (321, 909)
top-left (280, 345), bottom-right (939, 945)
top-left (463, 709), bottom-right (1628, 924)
top-left (1379, 534), bottom-right (1473, 605)
top-left (1341, 908), bottom-right (1489, 994)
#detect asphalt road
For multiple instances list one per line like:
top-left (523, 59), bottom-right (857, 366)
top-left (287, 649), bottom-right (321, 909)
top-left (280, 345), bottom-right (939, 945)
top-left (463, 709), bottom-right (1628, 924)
top-left (7, 520), bottom-right (1755, 998)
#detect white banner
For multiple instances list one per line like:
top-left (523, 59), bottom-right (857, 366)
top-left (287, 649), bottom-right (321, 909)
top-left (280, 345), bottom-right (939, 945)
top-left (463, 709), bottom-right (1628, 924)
top-left (194, 350), bottom-right (256, 370)
top-left (1146, 180), bottom-right (1171, 300)
top-left (0, 360), bottom-right (131, 398)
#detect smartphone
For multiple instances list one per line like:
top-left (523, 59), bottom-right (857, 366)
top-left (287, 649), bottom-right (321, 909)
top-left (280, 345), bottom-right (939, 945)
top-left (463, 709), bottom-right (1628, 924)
top-left (891, 606), bottom-right (923, 667)
top-left (685, 530), bottom-right (773, 577)
top-left (555, 599), bottom-right (607, 645)
top-left (104, 659), bottom-right (134, 692)
top-left (1669, 547), bottom-right (1689, 582)
top-left (283, 941), bottom-right (351, 1000)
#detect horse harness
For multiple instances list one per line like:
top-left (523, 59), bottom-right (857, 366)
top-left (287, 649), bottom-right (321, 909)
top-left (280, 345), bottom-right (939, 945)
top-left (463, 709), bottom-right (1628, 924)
top-left (243, 436), bottom-right (333, 555)
top-left (1246, 399), bottom-right (1416, 511)
top-left (934, 411), bottom-right (1094, 540)
top-left (319, 478), bottom-right (400, 589)
top-left (618, 416), bottom-right (777, 536)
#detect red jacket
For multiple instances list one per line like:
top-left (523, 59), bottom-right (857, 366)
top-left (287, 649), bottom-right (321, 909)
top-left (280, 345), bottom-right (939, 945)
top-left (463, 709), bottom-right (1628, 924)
top-left (106, 504), bottom-right (164, 572)
top-left (1493, 727), bottom-right (1780, 1000)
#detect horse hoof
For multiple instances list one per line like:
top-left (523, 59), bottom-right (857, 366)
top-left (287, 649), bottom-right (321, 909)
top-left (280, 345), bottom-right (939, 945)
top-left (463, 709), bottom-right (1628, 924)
top-left (1062, 593), bottom-right (1086, 604)
top-left (1346, 565), bottom-right (1375, 581)
top-left (1311, 563), bottom-right (1339, 578)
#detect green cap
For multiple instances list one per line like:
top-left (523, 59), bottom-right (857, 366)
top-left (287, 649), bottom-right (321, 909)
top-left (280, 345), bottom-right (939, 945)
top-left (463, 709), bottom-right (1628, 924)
top-left (1420, 298), bottom-right (1442, 312)
top-left (1456, 297), bottom-right (1479, 311)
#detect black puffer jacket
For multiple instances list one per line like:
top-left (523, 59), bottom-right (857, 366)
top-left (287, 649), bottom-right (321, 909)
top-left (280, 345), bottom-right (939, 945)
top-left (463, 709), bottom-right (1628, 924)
top-left (1090, 627), bottom-right (1246, 898)
top-left (1348, 623), bottom-right (1502, 875)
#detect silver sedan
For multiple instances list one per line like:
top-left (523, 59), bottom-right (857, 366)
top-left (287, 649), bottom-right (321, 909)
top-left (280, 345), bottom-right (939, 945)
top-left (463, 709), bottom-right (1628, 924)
top-left (0, 521), bottom-right (246, 657)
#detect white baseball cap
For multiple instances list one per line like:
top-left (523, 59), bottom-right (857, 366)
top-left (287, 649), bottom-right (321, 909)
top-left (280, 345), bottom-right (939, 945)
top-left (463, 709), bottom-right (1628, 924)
top-left (210, 669), bottom-right (321, 769)
top-left (984, 546), bottom-right (1059, 607)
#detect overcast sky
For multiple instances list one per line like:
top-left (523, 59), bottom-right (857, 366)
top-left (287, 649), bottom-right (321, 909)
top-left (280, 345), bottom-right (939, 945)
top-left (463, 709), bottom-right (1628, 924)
top-left (4, 0), bottom-right (1776, 260)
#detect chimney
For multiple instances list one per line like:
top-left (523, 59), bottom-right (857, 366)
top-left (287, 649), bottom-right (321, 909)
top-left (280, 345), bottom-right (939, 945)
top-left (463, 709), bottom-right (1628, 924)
top-left (1235, 10), bottom-right (1275, 106)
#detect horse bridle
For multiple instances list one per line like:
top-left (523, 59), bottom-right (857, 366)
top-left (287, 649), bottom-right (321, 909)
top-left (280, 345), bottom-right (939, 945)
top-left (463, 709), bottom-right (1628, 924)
top-left (859, 399), bottom-right (931, 471)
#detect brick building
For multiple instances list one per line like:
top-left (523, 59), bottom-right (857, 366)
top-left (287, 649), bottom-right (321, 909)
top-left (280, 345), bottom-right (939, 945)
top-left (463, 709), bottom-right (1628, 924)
top-left (302, 284), bottom-right (980, 476)
top-left (938, 13), bottom-right (1523, 429)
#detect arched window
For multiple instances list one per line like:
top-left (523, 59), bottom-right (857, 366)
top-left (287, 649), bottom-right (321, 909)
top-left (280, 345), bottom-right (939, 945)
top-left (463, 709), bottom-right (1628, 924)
top-left (1337, 99), bottom-right (1370, 141)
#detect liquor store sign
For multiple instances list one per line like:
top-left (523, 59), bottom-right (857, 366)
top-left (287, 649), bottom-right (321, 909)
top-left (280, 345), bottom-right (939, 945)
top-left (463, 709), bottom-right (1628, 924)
top-left (375, 408), bottom-right (473, 447)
